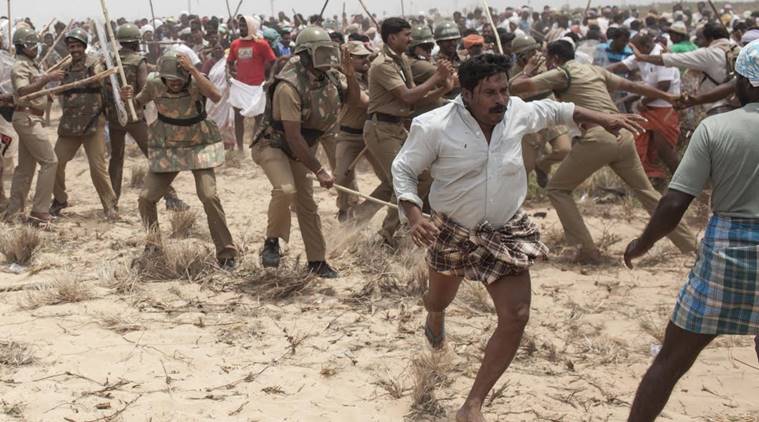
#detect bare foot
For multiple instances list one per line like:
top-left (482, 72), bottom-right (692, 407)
top-left (456, 402), bottom-right (486, 422)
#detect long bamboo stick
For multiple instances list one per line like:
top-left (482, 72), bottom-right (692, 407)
top-left (482, 0), bottom-right (503, 54)
top-left (46, 54), bottom-right (71, 72)
top-left (100, 0), bottom-right (138, 121)
top-left (345, 147), bottom-right (367, 176)
top-left (357, 0), bottom-right (380, 28)
top-left (38, 18), bottom-right (56, 36)
top-left (333, 184), bottom-right (397, 210)
top-left (18, 67), bottom-right (117, 102)
top-left (38, 19), bottom-right (73, 67)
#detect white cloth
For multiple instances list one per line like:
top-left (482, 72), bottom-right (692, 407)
top-left (392, 96), bottom-right (576, 230)
top-left (661, 39), bottom-right (738, 111)
top-left (623, 44), bottom-right (681, 107)
top-left (206, 58), bottom-right (234, 129)
top-left (172, 43), bottom-right (201, 65)
top-left (228, 78), bottom-right (266, 117)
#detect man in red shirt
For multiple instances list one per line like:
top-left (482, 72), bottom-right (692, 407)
top-left (227, 15), bottom-right (277, 151)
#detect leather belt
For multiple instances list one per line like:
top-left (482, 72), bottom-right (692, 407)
top-left (15, 106), bottom-right (44, 117)
top-left (339, 125), bottom-right (364, 135)
top-left (368, 112), bottom-right (402, 124)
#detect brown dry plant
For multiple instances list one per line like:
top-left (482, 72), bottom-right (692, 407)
top-left (130, 165), bottom-right (147, 188)
top-left (0, 226), bottom-right (42, 265)
top-left (241, 259), bottom-right (316, 300)
top-left (0, 340), bottom-right (35, 367)
top-left (459, 282), bottom-right (495, 313)
top-left (21, 279), bottom-right (95, 310)
top-left (133, 238), bottom-right (217, 282)
top-left (409, 350), bottom-right (453, 418)
top-left (224, 149), bottom-right (245, 169)
top-left (97, 313), bottom-right (144, 334)
top-left (169, 210), bottom-right (198, 239)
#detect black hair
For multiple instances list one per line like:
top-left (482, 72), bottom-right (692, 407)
top-left (381, 17), bottom-right (411, 43)
top-left (703, 21), bottom-right (730, 40)
top-left (547, 39), bottom-right (575, 61)
top-left (462, 28), bottom-right (479, 37)
top-left (330, 31), bottom-right (345, 44)
top-left (611, 26), bottom-right (630, 40)
top-left (458, 53), bottom-right (512, 91)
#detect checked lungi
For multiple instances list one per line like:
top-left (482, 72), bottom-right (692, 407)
top-left (427, 210), bottom-right (549, 285)
top-left (672, 215), bottom-right (759, 335)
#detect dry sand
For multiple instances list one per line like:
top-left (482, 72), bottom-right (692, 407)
top-left (0, 114), bottom-right (757, 422)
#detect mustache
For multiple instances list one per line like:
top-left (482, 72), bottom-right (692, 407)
top-left (489, 104), bottom-right (507, 114)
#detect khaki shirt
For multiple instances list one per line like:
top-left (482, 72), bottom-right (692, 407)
top-left (338, 73), bottom-right (368, 130)
top-left (530, 60), bottom-right (622, 114)
top-left (273, 82), bottom-right (336, 133)
top-left (368, 45), bottom-right (414, 117)
top-left (410, 56), bottom-right (436, 86)
top-left (11, 55), bottom-right (47, 111)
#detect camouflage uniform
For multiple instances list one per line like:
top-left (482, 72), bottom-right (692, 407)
top-left (252, 55), bottom-right (340, 262)
top-left (104, 48), bottom-right (183, 206)
top-left (6, 53), bottom-right (58, 218)
top-left (52, 54), bottom-right (117, 214)
top-left (135, 72), bottom-right (236, 262)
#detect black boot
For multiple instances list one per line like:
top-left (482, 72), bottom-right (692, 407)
top-left (261, 237), bottom-right (281, 268)
top-left (307, 261), bottom-right (339, 278)
top-left (49, 199), bottom-right (69, 217)
top-left (218, 257), bottom-right (237, 271)
top-left (165, 196), bottom-right (190, 211)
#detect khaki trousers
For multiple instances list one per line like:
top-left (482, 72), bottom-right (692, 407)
top-left (7, 112), bottom-right (57, 215)
top-left (54, 118), bottom-right (117, 211)
top-left (363, 119), bottom-right (432, 241)
top-left (138, 168), bottom-right (236, 259)
top-left (334, 130), bottom-right (386, 215)
top-left (546, 127), bottom-right (697, 253)
top-left (522, 132), bottom-right (572, 174)
top-left (251, 142), bottom-right (326, 262)
top-left (107, 120), bottom-right (178, 202)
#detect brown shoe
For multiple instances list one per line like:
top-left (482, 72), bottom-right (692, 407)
top-left (28, 212), bottom-right (55, 227)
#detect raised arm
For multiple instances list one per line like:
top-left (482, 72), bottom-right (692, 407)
top-left (178, 53), bottom-right (221, 103)
top-left (389, 61), bottom-right (450, 106)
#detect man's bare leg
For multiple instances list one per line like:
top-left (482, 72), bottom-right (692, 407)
top-left (233, 107), bottom-right (245, 151)
top-left (457, 271), bottom-right (531, 422)
top-left (627, 322), bottom-right (715, 422)
top-left (651, 132), bottom-right (680, 175)
top-left (423, 270), bottom-right (463, 346)
top-left (755, 335), bottom-right (759, 364)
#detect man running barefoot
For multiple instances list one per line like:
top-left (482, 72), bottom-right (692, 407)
top-left (392, 54), bottom-right (646, 422)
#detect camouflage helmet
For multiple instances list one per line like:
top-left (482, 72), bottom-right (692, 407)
top-left (12, 27), bottom-right (39, 48)
top-left (294, 26), bottom-right (340, 70)
top-left (512, 35), bottom-right (538, 55)
top-left (410, 25), bottom-right (435, 48)
top-left (434, 21), bottom-right (461, 41)
top-left (116, 23), bottom-right (141, 43)
top-left (157, 49), bottom-right (190, 82)
top-left (65, 28), bottom-right (89, 46)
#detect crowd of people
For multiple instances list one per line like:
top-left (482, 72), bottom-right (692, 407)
top-left (0, 2), bottom-right (757, 421)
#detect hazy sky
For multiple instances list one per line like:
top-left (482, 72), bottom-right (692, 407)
top-left (8, 0), bottom-right (658, 25)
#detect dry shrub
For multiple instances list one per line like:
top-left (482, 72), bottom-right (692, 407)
top-left (0, 340), bottom-right (35, 367)
top-left (639, 315), bottom-right (666, 343)
top-left (375, 374), bottom-right (405, 399)
top-left (0, 226), bottom-right (42, 265)
top-left (576, 335), bottom-right (629, 365)
top-left (133, 238), bottom-right (216, 282)
top-left (98, 263), bottom-right (141, 295)
top-left (97, 313), bottom-right (144, 334)
top-left (409, 350), bottom-right (452, 418)
top-left (130, 165), bottom-right (147, 188)
top-left (320, 362), bottom-right (338, 378)
top-left (1, 400), bottom-right (25, 418)
top-left (21, 279), bottom-right (95, 310)
top-left (169, 210), bottom-right (198, 239)
top-left (459, 282), bottom-right (494, 313)
top-left (597, 223), bottom-right (622, 253)
top-left (241, 259), bottom-right (316, 300)
top-left (224, 149), bottom-right (244, 169)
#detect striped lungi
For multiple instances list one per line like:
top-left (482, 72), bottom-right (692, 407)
top-left (672, 215), bottom-right (759, 335)
top-left (427, 210), bottom-right (549, 285)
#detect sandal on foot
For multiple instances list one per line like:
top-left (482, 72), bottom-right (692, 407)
top-left (424, 316), bottom-right (445, 350)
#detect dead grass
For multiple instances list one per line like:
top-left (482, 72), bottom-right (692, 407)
top-left (130, 165), bottom-right (147, 188)
top-left (0, 226), bottom-right (42, 265)
top-left (0, 340), bottom-right (35, 367)
top-left (375, 373), bottom-right (406, 399)
top-left (458, 282), bottom-right (494, 313)
top-left (132, 238), bottom-right (217, 282)
top-left (20, 279), bottom-right (95, 310)
top-left (224, 149), bottom-right (245, 169)
top-left (97, 313), bottom-right (144, 334)
top-left (409, 350), bottom-right (453, 419)
top-left (639, 315), bottom-right (666, 344)
top-left (240, 259), bottom-right (316, 300)
top-left (169, 210), bottom-right (198, 239)
top-left (98, 263), bottom-right (142, 295)
top-left (0, 400), bottom-right (25, 419)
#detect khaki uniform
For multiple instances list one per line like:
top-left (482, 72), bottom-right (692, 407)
top-left (529, 60), bottom-right (697, 253)
top-left (409, 55), bottom-right (445, 118)
top-left (135, 74), bottom-right (236, 260)
top-left (251, 56), bottom-right (340, 262)
top-left (104, 49), bottom-right (179, 203)
top-left (364, 45), bottom-right (431, 241)
top-left (433, 50), bottom-right (464, 99)
top-left (509, 62), bottom-right (569, 175)
top-left (334, 72), bottom-right (384, 217)
top-left (6, 55), bottom-right (58, 217)
top-left (53, 55), bottom-right (117, 212)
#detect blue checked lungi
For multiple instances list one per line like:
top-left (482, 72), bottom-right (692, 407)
top-left (672, 215), bottom-right (759, 335)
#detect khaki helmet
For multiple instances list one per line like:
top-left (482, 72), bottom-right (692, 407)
top-left (157, 49), bottom-right (190, 82)
top-left (410, 25), bottom-right (435, 48)
top-left (512, 35), bottom-right (538, 55)
top-left (116, 23), bottom-right (141, 43)
top-left (65, 28), bottom-right (89, 46)
top-left (12, 27), bottom-right (39, 48)
top-left (294, 26), bottom-right (340, 70)
top-left (434, 21), bottom-right (461, 41)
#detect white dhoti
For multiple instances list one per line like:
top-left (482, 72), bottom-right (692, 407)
top-left (228, 78), bottom-right (266, 117)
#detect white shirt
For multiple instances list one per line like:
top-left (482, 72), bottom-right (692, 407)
top-left (623, 44), bottom-right (681, 108)
top-left (172, 43), bottom-right (202, 65)
top-left (392, 96), bottom-right (576, 230)
top-left (661, 38), bottom-right (738, 111)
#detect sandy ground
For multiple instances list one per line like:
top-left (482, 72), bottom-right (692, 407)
top-left (0, 113), bottom-right (758, 422)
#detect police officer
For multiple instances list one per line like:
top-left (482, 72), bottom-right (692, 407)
top-left (121, 49), bottom-right (237, 269)
top-left (251, 26), bottom-right (341, 278)
top-left (408, 25), bottom-right (437, 86)
top-left (105, 23), bottom-right (188, 211)
top-left (364, 17), bottom-right (451, 246)
top-left (5, 27), bottom-right (64, 224)
top-left (509, 35), bottom-right (571, 188)
top-left (50, 28), bottom-right (118, 219)
top-left (433, 20), bottom-right (464, 99)
top-left (333, 41), bottom-right (384, 223)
